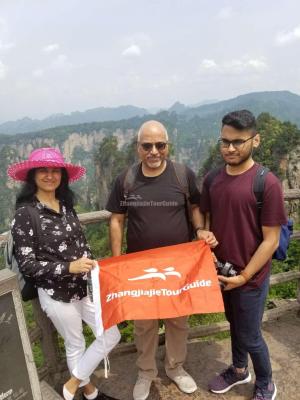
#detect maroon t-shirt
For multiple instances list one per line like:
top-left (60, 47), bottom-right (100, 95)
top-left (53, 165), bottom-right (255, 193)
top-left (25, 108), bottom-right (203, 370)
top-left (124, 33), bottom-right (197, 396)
top-left (200, 163), bottom-right (287, 288)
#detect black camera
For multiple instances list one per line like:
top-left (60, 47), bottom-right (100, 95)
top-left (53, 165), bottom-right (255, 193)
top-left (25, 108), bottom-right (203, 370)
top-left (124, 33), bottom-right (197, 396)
top-left (216, 261), bottom-right (237, 277)
top-left (215, 261), bottom-right (237, 289)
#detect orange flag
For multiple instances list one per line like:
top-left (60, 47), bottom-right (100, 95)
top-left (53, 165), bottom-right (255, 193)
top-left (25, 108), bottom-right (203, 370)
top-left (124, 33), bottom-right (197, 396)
top-left (92, 241), bottom-right (224, 331)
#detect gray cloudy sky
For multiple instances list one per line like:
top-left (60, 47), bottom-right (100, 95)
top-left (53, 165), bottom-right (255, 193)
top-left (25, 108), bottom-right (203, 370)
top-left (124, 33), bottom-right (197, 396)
top-left (0, 0), bottom-right (300, 122)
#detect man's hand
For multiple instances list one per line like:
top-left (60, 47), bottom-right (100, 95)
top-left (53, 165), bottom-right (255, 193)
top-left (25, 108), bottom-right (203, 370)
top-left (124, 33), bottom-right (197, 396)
top-left (218, 275), bottom-right (247, 291)
top-left (196, 229), bottom-right (218, 248)
top-left (69, 257), bottom-right (95, 274)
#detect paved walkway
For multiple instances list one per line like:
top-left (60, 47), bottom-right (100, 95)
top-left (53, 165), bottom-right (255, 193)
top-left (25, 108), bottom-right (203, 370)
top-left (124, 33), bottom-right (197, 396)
top-left (94, 309), bottom-right (300, 400)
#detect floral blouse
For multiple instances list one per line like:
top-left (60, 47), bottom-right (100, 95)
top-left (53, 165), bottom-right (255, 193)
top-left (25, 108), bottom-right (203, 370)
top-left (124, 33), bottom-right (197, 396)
top-left (11, 199), bottom-right (92, 303)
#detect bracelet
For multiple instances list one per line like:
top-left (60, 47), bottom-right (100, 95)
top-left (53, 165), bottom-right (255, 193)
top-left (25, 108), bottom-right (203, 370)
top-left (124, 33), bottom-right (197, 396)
top-left (240, 270), bottom-right (252, 282)
top-left (194, 226), bottom-right (205, 235)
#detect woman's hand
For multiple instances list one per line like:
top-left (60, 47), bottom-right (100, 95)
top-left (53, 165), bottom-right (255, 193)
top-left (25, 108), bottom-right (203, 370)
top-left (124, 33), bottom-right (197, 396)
top-left (218, 275), bottom-right (247, 291)
top-left (69, 258), bottom-right (95, 274)
top-left (196, 229), bottom-right (219, 248)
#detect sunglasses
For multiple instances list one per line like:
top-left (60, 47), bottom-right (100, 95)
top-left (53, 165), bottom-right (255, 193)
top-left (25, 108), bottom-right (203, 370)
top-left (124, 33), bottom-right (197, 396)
top-left (139, 142), bottom-right (168, 151)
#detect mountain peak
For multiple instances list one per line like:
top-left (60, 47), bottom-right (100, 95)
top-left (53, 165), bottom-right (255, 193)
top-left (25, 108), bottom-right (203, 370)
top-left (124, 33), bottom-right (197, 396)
top-left (168, 101), bottom-right (187, 113)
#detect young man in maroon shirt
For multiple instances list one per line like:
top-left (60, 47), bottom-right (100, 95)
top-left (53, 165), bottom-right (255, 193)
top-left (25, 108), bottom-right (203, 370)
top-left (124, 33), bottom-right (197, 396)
top-left (200, 110), bottom-right (287, 400)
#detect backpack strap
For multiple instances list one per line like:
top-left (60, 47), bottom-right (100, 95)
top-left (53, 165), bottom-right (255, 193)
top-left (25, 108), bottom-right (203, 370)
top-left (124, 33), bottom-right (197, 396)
top-left (123, 162), bottom-right (141, 198)
top-left (171, 161), bottom-right (194, 236)
top-left (171, 161), bottom-right (190, 201)
top-left (253, 165), bottom-right (270, 210)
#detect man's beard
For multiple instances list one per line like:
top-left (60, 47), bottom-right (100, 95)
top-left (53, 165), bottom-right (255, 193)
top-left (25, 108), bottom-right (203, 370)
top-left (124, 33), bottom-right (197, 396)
top-left (224, 148), bottom-right (253, 166)
top-left (146, 157), bottom-right (164, 168)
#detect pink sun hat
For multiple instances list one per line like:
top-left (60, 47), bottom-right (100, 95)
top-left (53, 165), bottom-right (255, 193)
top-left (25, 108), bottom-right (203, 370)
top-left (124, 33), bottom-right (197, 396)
top-left (7, 147), bottom-right (86, 183)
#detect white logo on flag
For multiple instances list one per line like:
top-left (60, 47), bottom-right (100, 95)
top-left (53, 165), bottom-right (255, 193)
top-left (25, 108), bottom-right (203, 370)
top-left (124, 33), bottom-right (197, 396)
top-left (128, 267), bottom-right (181, 281)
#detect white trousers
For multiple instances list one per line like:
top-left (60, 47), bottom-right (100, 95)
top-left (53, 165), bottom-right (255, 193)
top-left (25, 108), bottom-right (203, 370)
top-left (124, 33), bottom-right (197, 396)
top-left (38, 288), bottom-right (121, 386)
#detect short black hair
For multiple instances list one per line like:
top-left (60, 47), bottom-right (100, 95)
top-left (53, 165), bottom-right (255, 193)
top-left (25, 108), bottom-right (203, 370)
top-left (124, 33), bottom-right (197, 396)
top-left (222, 110), bottom-right (256, 131)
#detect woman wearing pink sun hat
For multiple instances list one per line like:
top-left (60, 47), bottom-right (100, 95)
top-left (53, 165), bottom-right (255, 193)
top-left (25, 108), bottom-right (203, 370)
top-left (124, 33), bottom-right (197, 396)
top-left (8, 148), bottom-right (120, 400)
top-left (7, 147), bottom-right (86, 182)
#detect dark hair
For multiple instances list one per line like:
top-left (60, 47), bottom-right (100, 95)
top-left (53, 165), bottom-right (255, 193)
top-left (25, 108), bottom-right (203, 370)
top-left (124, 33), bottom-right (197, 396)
top-left (222, 109), bottom-right (256, 131)
top-left (16, 168), bottom-right (75, 210)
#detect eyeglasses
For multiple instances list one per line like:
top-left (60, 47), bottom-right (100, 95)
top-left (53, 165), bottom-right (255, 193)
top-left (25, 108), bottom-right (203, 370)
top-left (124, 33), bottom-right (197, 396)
top-left (139, 142), bottom-right (168, 152)
top-left (218, 135), bottom-right (256, 149)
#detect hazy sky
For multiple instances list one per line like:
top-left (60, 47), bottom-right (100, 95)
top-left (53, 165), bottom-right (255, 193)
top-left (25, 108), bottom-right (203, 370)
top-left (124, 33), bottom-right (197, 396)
top-left (0, 0), bottom-right (300, 122)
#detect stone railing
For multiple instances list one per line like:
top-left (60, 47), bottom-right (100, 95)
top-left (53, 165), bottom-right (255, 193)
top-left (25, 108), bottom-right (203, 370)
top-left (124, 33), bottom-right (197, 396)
top-left (0, 188), bottom-right (299, 388)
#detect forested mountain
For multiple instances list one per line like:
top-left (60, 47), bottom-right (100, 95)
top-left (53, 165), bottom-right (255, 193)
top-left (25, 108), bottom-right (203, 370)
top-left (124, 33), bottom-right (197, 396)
top-left (182, 91), bottom-right (300, 127)
top-left (1, 91), bottom-right (300, 136)
top-left (1, 91), bottom-right (300, 231)
top-left (0, 105), bottom-right (148, 135)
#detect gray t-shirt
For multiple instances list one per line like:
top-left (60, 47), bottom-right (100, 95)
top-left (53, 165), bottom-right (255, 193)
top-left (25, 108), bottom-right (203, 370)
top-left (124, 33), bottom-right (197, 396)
top-left (106, 160), bottom-right (201, 253)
